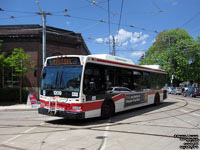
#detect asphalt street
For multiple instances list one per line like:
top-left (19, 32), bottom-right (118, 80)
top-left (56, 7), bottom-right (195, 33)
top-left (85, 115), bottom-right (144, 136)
top-left (0, 95), bottom-right (200, 150)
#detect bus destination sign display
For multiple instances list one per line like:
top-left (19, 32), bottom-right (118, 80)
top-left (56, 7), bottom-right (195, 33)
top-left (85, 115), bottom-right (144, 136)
top-left (47, 57), bottom-right (81, 66)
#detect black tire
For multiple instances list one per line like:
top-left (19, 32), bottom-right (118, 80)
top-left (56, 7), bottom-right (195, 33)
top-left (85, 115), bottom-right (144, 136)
top-left (101, 100), bottom-right (114, 119)
top-left (154, 94), bottom-right (160, 106)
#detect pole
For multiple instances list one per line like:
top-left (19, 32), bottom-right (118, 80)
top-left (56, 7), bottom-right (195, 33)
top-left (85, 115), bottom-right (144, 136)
top-left (169, 36), bottom-right (173, 87)
top-left (42, 12), bottom-right (46, 65)
top-left (36, 0), bottom-right (47, 65)
top-left (112, 36), bottom-right (115, 56)
top-left (20, 60), bottom-right (22, 103)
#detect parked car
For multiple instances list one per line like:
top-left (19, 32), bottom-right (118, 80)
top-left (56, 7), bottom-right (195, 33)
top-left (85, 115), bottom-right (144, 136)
top-left (171, 87), bottom-right (182, 95)
top-left (106, 87), bottom-right (131, 94)
top-left (183, 87), bottom-right (200, 97)
top-left (167, 87), bottom-right (173, 94)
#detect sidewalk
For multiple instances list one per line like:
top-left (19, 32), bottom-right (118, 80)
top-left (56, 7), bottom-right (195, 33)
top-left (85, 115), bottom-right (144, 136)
top-left (0, 104), bottom-right (39, 111)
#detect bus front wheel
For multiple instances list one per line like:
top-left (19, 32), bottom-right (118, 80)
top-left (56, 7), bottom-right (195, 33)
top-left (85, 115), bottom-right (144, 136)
top-left (101, 100), bottom-right (115, 119)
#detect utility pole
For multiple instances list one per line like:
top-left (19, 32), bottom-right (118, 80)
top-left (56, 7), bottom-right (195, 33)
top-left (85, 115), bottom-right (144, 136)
top-left (112, 36), bottom-right (115, 56)
top-left (169, 36), bottom-right (173, 87)
top-left (41, 12), bottom-right (47, 65)
top-left (36, 0), bottom-right (51, 65)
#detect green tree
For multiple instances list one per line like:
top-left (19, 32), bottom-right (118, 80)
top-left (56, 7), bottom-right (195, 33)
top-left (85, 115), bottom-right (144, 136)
top-left (4, 48), bottom-right (33, 102)
top-left (0, 40), bottom-right (3, 65)
top-left (0, 40), bottom-right (5, 87)
top-left (139, 28), bottom-right (199, 86)
top-left (0, 40), bottom-right (2, 52)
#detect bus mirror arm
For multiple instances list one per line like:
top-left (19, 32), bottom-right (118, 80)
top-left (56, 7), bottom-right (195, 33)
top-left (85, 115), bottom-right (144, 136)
top-left (42, 73), bottom-right (46, 79)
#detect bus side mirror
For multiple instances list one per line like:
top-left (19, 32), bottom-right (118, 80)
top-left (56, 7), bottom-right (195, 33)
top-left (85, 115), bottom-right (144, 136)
top-left (42, 72), bottom-right (46, 79)
top-left (34, 70), bottom-right (37, 77)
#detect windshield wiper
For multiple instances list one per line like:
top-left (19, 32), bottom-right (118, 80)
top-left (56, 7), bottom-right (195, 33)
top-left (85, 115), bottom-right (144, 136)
top-left (55, 72), bottom-right (59, 88)
top-left (59, 71), bottom-right (64, 88)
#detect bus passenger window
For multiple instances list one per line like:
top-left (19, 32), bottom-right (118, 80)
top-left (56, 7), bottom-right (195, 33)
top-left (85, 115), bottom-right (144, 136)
top-left (132, 70), bottom-right (142, 91)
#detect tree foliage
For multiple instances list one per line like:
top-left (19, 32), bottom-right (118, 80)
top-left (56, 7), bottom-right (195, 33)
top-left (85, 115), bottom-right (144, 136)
top-left (139, 28), bottom-right (200, 86)
top-left (4, 48), bottom-right (33, 77)
top-left (0, 40), bottom-right (3, 66)
top-left (3, 48), bottom-right (34, 102)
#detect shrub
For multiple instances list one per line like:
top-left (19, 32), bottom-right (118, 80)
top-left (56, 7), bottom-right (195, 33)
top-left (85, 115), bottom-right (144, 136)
top-left (0, 88), bottom-right (29, 103)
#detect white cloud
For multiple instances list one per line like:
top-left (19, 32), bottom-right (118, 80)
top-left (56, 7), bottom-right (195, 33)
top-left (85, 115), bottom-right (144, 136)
top-left (152, 38), bottom-right (156, 43)
top-left (122, 41), bottom-right (128, 46)
top-left (115, 29), bottom-right (150, 48)
top-left (116, 29), bottom-right (132, 44)
top-left (95, 38), bottom-right (104, 43)
top-left (94, 28), bottom-right (149, 48)
top-left (141, 41), bottom-right (146, 45)
top-left (131, 51), bottom-right (144, 57)
top-left (130, 33), bottom-right (149, 44)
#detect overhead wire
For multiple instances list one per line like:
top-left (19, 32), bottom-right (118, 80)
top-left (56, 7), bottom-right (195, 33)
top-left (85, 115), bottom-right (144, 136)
top-left (107, 0), bottom-right (111, 54)
top-left (0, 1), bottom-right (161, 54)
top-left (83, 0), bottom-right (116, 16)
top-left (0, 6), bottom-right (160, 33)
top-left (61, 14), bottom-right (159, 33)
top-left (180, 11), bottom-right (200, 28)
top-left (115, 0), bottom-right (124, 47)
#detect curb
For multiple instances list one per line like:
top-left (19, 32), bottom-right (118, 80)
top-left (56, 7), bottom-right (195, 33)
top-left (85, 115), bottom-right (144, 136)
top-left (0, 108), bottom-right (38, 112)
top-left (0, 105), bottom-right (39, 112)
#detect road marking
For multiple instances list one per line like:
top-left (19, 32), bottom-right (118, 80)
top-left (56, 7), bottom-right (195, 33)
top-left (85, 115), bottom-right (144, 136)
top-left (180, 109), bottom-right (188, 113)
top-left (2, 122), bottom-right (44, 145)
top-left (99, 119), bottom-right (111, 150)
top-left (192, 113), bottom-right (200, 117)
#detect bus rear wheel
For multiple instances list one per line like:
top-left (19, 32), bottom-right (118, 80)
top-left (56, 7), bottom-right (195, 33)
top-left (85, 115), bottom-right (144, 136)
top-left (154, 94), bottom-right (160, 106)
top-left (101, 100), bottom-right (114, 119)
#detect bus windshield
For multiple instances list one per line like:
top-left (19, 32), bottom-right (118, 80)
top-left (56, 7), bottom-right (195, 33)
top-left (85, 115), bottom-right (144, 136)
top-left (41, 66), bottom-right (83, 92)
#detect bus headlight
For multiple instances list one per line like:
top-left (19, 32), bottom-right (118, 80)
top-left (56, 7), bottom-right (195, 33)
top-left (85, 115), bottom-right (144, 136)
top-left (72, 106), bottom-right (82, 110)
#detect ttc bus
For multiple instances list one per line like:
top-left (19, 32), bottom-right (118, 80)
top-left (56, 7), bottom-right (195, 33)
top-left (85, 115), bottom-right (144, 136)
top-left (38, 54), bottom-right (167, 119)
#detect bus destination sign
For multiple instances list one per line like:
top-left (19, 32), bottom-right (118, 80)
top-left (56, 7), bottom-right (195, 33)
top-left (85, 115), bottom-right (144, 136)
top-left (47, 57), bottom-right (81, 66)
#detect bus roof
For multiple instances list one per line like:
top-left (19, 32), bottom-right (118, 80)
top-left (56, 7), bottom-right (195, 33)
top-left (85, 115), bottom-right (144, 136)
top-left (87, 54), bottom-right (166, 74)
top-left (88, 54), bottom-right (135, 65)
top-left (45, 54), bottom-right (167, 74)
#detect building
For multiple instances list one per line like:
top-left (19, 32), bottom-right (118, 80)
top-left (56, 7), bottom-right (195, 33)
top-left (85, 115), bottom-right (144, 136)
top-left (0, 24), bottom-right (91, 94)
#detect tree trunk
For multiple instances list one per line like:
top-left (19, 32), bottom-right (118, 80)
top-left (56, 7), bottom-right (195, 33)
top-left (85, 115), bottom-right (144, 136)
top-left (20, 75), bottom-right (22, 103)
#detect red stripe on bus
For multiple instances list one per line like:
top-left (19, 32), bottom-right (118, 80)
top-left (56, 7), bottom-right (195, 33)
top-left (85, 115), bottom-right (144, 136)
top-left (40, 94), bottom-right (126, 112)
top-left (40, 99), bottom-right (70, 109)
top-left (113, 94), bottom-right (125, 102)
top-left (95, 58), bottom-right (166, 73)
top-left (40, 99), bottom-right (104, 112)
top-left (81, 101), bottom-right (103, 111)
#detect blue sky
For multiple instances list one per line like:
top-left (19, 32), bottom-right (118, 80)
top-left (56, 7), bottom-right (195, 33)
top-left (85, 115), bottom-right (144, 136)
top-left (1, 0), bottom-right (200, 64)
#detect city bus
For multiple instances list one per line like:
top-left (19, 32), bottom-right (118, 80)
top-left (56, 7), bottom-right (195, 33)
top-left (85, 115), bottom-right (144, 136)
top-left (38, 54), bottom-right (167, 119)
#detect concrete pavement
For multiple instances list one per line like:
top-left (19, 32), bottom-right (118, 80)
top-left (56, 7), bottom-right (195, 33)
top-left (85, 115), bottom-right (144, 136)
top-left (0, 103), bottom-right (39, 111)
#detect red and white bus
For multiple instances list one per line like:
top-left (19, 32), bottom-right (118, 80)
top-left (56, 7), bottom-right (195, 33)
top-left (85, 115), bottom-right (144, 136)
top-left (38, 54), bottom-right (167, 119)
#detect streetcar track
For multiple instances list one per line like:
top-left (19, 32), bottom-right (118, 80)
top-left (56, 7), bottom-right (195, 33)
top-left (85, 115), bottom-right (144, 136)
top-left (1, 107), bottom-right (200, 136)
top-left (0, 144), bottom-right (28, 150)
top-left (0, 97), bottom-right (200, 130)
top-left (140, 99), bottom-right (188, 116)
top-left (0, 96), bottom-right (199, 150)
top-left (0, 96), bottom-right (200, 142)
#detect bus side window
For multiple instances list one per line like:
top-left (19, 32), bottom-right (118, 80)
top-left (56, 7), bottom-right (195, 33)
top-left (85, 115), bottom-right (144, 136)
top-left (83, 64), bottom-right (106, 96)
top-left (143, 72), bottom-right (150, 89)
top-left (132, 70), bottom-right (142, 91)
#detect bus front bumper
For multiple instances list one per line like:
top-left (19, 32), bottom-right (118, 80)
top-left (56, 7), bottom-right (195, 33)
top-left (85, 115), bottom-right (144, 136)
top-left (38, 107), bottom-right (85, 119)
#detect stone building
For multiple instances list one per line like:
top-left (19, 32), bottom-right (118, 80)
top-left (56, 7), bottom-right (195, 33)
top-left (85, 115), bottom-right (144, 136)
top-left (0, 24), bottom-right (91, 94)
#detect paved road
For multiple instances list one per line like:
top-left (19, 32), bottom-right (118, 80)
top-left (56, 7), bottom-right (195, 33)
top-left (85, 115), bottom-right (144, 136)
top-left (0, 95), bottom-right (200, 150)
